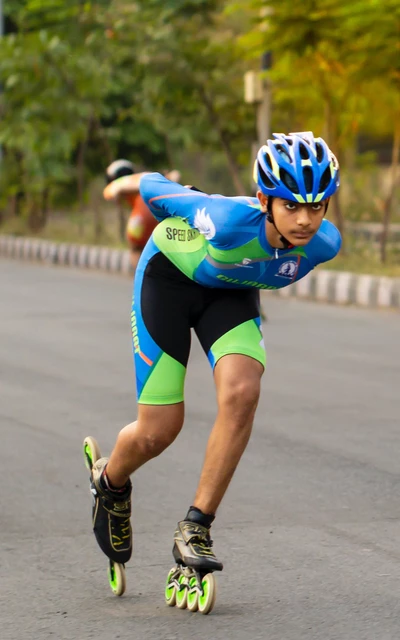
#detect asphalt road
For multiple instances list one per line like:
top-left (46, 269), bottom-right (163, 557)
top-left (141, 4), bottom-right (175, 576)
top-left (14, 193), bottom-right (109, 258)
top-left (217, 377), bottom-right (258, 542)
top-left (1, 259), bottom-right (400, 640)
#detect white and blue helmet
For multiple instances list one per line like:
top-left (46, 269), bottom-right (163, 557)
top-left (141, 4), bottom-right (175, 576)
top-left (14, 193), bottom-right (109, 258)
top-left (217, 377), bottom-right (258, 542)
top-left (254, 132), bottom-right (340, 203)
top-left (105, 159), bottom-right (136, 185)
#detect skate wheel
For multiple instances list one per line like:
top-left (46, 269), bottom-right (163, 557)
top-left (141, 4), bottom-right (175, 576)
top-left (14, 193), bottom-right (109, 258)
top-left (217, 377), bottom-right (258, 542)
top-left (175, 573), bottom-right (188, 609)
top-left (83, 436), bottom-right (101, 469)
top-left (187, 576), bottom-right (199, 612)
top-left (198, 573), bottom-right (216, 615)
top-left (108, 560), bottom-right (126, 597)
top-left (165, 567), bottom-right (177, 607)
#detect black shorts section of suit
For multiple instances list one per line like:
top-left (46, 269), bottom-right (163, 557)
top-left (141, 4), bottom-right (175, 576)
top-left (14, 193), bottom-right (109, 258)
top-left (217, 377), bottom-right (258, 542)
top-left (140, 252), bottom-right (261, 366)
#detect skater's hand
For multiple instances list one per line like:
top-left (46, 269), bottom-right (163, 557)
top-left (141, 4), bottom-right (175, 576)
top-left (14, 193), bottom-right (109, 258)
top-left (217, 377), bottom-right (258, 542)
top-left (165, 169), bottom-right (181, 183)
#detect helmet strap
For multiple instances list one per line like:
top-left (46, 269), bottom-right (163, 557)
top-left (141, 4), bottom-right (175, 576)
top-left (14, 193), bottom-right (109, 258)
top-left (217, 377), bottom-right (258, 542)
top-left (266, 197), bottom-right (293, 249)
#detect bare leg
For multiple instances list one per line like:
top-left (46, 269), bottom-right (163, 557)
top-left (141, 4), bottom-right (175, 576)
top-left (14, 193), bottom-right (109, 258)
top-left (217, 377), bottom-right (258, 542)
top-left (106, 403), bottom-right (185, 487)
top-left (192, 354), bottom-right (263, 515)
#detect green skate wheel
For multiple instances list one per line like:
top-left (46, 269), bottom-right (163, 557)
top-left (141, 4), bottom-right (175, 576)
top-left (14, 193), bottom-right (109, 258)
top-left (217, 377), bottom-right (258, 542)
top-left (175, 573), bottom-right (188, 609)
top-left (165, 567), bottom-right (178, 607)
top-left (187, 576), bottom-right (199, 612)
top-left (108, 560), bottom-right (126, 596)
top-left (198, 573), bottom-right (216, 615)
top-left (83, 436), bottom-right (101, 469)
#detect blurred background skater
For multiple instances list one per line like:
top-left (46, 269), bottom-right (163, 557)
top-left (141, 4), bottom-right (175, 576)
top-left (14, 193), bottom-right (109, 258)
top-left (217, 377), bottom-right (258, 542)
top-left (104, 160), bottom-right (181, 270)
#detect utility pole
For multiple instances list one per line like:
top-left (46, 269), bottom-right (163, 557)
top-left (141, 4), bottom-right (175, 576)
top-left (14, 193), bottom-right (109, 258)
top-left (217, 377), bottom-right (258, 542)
top-left (257, 52), bottom-right (272, 145)
top-left (244, 51), bottom-right (273, 192)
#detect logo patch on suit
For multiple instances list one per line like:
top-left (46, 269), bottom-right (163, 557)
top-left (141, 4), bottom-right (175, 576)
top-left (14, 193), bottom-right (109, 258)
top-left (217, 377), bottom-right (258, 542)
top-left (194, 208), bottom-right (216, 239)
top-left (276, 260), bottom-right (298, 279)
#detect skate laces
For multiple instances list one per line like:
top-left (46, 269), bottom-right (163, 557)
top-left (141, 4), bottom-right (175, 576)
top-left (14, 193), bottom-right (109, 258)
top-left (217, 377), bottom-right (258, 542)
top-left (111, 517), bottom-right (131, 546)
top-left (105, 493), bottom-right (131, 546)
top-left (182, 523), bottom-right (213, 549)
top-left (111, 494), bottom-right (131, 541)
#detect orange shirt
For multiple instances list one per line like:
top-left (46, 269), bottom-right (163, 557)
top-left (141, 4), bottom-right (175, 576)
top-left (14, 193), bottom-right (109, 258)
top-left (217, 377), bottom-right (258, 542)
top-left (125, 193), bottom-right (158, 250)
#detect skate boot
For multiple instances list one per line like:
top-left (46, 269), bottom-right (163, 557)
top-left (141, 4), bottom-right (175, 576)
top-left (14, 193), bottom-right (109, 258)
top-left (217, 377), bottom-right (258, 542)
top-left (173, 519), bottom-right (223, 572)
top-left (83, 436), bottom-right (132, 596)
top-left (90, 458), bottom-right (132, 562)
top-left (165, 517), bottom-right (223, 614)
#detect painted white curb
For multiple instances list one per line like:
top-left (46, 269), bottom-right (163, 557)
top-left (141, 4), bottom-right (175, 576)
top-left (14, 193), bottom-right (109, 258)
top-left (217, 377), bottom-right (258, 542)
top-left (1, 234), bottom-right (399, 310)
top-left (0, 234), bottom-right (132, 276)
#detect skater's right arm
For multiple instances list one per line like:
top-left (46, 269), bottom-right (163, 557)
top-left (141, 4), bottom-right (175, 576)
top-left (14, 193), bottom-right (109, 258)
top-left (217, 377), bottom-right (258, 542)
top-left (140, 172), bottom-right (211, 223)
top-left (140, 172), bottom-right (261, 250)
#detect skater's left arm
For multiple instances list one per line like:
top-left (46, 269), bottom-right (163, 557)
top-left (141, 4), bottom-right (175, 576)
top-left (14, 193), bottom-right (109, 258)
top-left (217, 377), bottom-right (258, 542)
top-left (308, 220), bottom-right (342, 267)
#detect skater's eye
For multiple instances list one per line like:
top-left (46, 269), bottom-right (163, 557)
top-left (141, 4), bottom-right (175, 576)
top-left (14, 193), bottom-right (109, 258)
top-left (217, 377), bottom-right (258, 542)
top-left (284, 202), bottom-right (297, 211)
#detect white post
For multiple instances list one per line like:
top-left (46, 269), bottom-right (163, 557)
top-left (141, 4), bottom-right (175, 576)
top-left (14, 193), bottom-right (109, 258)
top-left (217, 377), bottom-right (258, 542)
top-left (244, 52), bottom-right (273, 192)
top-left (256, 78), bottom-right (272, 146)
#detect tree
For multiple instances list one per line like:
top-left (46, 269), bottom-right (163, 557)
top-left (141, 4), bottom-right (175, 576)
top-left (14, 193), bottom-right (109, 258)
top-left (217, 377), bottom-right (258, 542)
top-left (106, 0), bottom-right (256, 193)
top-left (1, 0), bottom-right (398, 239)
top-left (225, 0), bottom-right (400, 256)
top-left (0, 0), bottom-right (170, 228)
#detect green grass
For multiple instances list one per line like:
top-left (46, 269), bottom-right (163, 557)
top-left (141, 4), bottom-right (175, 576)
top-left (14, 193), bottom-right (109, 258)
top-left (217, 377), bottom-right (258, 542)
top-left (322, 246), bottom-right (400, 278)
top-left (0, 212), bottom-right (127, 250)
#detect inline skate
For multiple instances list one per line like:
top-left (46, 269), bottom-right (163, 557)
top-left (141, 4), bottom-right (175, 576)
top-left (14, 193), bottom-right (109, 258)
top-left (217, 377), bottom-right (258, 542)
top-left (83, 436), bottom-right (132, 596)
top-left (165, 516), bottom-right (223, 614)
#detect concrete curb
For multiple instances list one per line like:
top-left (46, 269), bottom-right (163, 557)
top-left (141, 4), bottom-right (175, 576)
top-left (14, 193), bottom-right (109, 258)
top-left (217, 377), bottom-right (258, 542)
top-left (0, 234), bottom-right (133, 275)
top-left (268, 268), bottom-right (400, 310)
top-left (1, 234), bottom-right (399, 311)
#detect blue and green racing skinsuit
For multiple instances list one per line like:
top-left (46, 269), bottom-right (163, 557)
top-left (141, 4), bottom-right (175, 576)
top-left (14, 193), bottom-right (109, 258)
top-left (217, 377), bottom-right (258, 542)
top-left (130, 173), bottom-right (341, 405)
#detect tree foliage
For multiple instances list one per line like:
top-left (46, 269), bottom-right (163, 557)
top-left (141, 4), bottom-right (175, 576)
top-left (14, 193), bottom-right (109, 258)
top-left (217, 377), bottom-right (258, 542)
top-left (0, 0), bottom-right (398, 242)
top-left (227, 0), bottom-right (400, 247)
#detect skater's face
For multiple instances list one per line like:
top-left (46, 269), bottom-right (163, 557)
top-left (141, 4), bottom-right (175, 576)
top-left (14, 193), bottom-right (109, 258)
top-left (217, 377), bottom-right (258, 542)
top-left (258, 193), bottom-right (328, 247)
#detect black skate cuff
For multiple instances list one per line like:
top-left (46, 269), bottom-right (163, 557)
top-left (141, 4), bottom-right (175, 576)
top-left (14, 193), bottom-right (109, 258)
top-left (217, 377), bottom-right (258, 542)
top-left (185, 506), bottom-right (215, 529)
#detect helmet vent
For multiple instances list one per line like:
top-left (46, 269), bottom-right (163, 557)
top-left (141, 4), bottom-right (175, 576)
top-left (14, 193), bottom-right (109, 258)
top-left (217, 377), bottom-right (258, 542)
top-left (330, 152), bottom-right (339, 170)
top-left (275, 145), bottom-right (291, 163)
top-left (264, 152), bottom-right (273, 170)
top-left (303, 166), bottom-right (313, 193)
top-left (299, 143), bottom-right (309, 159)
top-left (315, 143), bottom-right (324, 163)
top-left (280, 168), bottom-right (299, 194)
top-left (318, 166), bottom-right (331, 193)
top-left (259, 166), bottom-right (276, 190)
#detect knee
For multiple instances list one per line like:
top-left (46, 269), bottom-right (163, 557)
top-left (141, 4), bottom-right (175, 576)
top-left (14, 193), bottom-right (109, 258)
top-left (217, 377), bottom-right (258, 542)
top-left (218, 378), bottom-right (261, 420)
top-left (135, 416), bottom-right (184, 460)
top-left (135, 431), bottom-right (174, 459)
